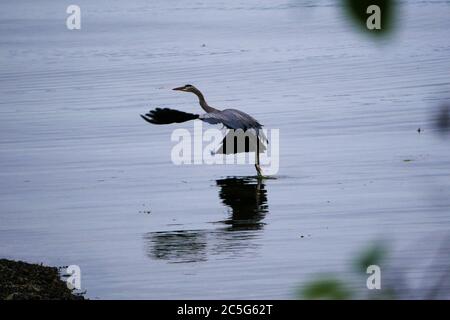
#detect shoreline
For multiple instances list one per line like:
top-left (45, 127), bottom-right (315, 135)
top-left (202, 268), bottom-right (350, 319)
top-left (0, 259), bottom-right (85, 300)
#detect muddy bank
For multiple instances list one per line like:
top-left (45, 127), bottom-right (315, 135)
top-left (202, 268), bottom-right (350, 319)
top-left (0, 259), bottom-right (84, 300)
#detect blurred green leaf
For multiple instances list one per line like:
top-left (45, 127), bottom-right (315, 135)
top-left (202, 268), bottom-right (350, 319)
top-left (355, 243), bottom-right (386, 272)
top-left (300, 277), bottom-right (352, 300)
top-left (343, 0), bottom-right (396, 37)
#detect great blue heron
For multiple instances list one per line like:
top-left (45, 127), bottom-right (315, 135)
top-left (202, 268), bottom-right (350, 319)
top-left (141, 84), bottom-right (265, 176)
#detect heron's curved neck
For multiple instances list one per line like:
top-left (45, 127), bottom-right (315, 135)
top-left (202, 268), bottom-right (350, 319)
top-left (193, 88), bottom-right (217, 113)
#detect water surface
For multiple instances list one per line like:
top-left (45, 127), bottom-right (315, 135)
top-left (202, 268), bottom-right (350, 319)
top-left (1, 0), bottom-right (450, 299)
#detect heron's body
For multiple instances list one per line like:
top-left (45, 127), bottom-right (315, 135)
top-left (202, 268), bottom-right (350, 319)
top-left (141, 84), bottom-right (265, 176)
top-left (200, 108), bottom-right (262, 130)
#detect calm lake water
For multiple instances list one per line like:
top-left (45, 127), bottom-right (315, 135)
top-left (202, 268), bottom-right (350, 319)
top-left (1, 0), bottom-right (449, 299)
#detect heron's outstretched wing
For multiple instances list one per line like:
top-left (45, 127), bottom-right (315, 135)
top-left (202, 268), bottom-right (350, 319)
top-left (200, 109), bottom-right (262, 130)
top-left (141, 108), bottom-right (199, 125)
top-left (200, 109), bottom-right (267, 144)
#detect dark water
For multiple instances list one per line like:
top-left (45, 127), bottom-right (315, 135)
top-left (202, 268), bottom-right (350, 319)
top-left (1, 0), bottom-right (449, 299)
top-left (146, 177), bottom-right (268, 264)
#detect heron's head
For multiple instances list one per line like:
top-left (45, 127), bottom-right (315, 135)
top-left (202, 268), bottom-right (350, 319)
top-left (172, 84), bottom-right (197, 93)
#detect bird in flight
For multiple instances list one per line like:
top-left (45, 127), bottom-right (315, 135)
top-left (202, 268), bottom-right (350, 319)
top-left (141, 84), bottom-right (266, 176)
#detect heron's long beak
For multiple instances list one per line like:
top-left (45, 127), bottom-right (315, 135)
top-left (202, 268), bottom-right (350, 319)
top-left (172, 86), bottom-right (185, 91)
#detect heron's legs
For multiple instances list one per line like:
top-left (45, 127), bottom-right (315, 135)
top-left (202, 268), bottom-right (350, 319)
top-left (255, 132), bottom-right (263, 177)
top-left (255, 162), bottom-right (263, 177)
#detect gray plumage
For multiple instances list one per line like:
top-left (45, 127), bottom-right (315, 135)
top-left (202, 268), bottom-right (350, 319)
top-left (141, 84), bottom-right (265, 176)
top-left (200, 109), bottom-right (262, 131)
top-left (141, 85), bottom-right (262, 131)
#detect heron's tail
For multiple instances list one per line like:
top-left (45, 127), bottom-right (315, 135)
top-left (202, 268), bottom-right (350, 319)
top-left (141, 108), bottom-right (199, 125)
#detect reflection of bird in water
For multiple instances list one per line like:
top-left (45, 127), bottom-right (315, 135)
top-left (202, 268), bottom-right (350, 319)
top-left (140, 85), bottom-right (266, 176)
top-left (144, 177), bottom-right (269, 263)
top-left (216, 177), bottom-right (268, 231)
top-left (146, 230), bottom-right (207, 264)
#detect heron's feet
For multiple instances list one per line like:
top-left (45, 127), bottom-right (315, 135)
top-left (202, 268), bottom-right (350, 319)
top-left (255, 164), bottom-right (263, 177)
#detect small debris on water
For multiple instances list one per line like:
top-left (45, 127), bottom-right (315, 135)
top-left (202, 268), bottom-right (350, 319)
top-left (139, 203), bottom-right (151, 214)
